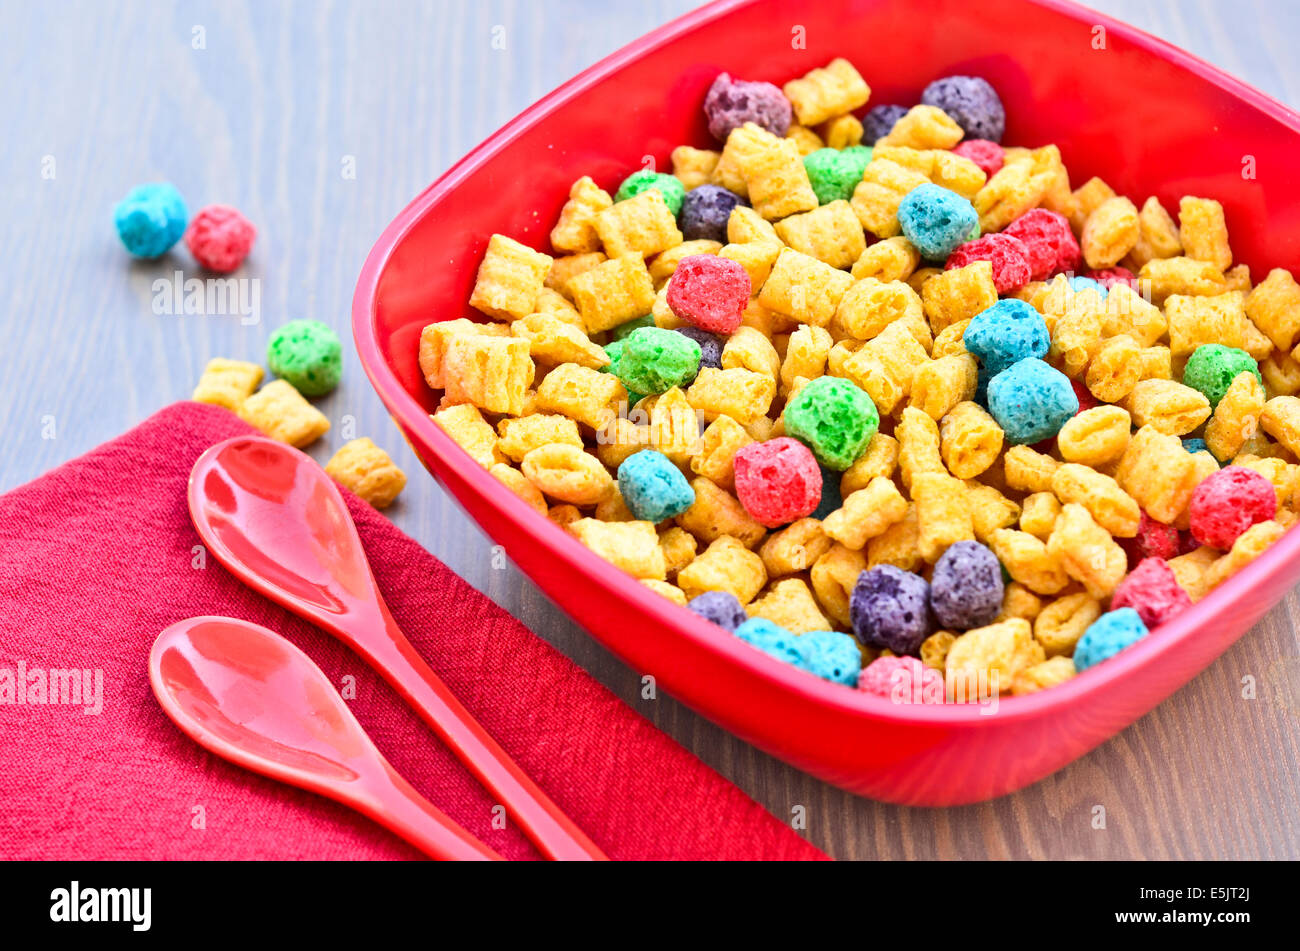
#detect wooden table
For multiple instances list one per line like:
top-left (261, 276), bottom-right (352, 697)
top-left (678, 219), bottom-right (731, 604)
top-left (3, 0), bottom-right (1297, 859)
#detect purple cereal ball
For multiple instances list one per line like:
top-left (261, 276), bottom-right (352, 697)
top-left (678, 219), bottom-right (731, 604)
top-left (863, 103), bottom-right (909, 143)
top-left (849, 565), bottom-right (932, 655)
top-left (680, 185), bottom-right (745, 242)
top-left (929, 540), bottom-right (1004, 630)
top-left (921, 75), bottom-right (1006, 143)
top-left (674, 325), bottom-right (724, 370)
top-left (704, 72), bottom-right (793, 142)
top-left (686, 590), bottom-right (748, 631)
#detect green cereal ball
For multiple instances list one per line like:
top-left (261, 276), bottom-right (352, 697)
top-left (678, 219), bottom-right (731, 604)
top-left (615, 170), bottom-right (686, 216)
top-left (803, 147), bottom-right (873, 205)
top-left (784, 376), bottom-right (879, 470)
top-left (609, 314), bottom-right (656, 341)
top-left (1182, 344), bottom-right (1261, 408)
top-left (617, 327), bottom-right (701, 396)
top-left (266, 319), bottom-right (343, 397)
top-left (600, 340), bottom-right (645, 405)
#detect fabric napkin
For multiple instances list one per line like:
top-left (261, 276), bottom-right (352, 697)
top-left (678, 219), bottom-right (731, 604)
top-left (0, 401), bottom-right (824, 861)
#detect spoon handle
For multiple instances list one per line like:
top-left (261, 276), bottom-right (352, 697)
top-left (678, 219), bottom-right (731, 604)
top-left (363, 605), bottom-right (609, 861)
top-left (368, 762), bottom-right (504, 861)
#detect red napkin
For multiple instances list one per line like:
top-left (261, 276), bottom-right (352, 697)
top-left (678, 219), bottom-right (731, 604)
top-left (0, 402), bottom-right (824, 861)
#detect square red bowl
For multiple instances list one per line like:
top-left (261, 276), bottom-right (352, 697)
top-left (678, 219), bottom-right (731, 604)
top-left (354, 0), bottom-right (1300, 805)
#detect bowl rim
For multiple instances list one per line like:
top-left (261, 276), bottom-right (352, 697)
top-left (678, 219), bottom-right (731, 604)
top-left (353, 0), bottom-right (1300, 728)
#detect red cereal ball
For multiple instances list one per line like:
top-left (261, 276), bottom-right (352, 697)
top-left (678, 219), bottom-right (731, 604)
top-left (732, 437), bottom-right (821, 528)
top-left (1002, 208), bottom-right (1080, 281)
top-left (1188, 466), bottom-right (1277, 549)
top-left (944, 232), bottom-right (1031, 293)
top-left (184, 204), bottom-right (256, 273)
top-left (1126, 511), bottom-right (1181, 565)
top-left (857, 656), bottom-right (945, 703)
top-left (1110, 557), bottom-right (1192, 629)
top-left (1085, 266), bottom-right (1136, 290)
top-left (666, 254), bottom-right (750, 334)
top-left (951, 139), bottom-right (1004, 178)
top-left (1070, 379), bottom-right (1099, 413)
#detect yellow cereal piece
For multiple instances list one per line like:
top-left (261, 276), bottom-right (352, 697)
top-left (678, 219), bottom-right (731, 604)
top-left (774, 200), bottom-right (866, 270)
top-left (851, 235), bottom-right (921, 282)
top-left (546, 252), bottom-right (607, 300)
top-left (727, 205), bottom-right (780, 246)
top-left (569, 518), bottom-right (667, 580)
top-left (1261, 349), bottom-right (1300, 397)
top-left (192, 357), bottom-right (264, 411)
top-left (567, 253), bottom-right (657, 334)
top-left (718, 239), bottom-right (782, 291)
top-left (487, 462), bottom-right (547, 515)
top-left (593, 416), bottom-right (647, 469)
top-left (867, 503), bottom-right (923, 573)
top-left (659, 525), bottom-right (698, 578)
top-left (877, 105), bottom-right (963, 150)
top-left (1137, 345), bottom-right (1173, 381)
top-left (648, 239), bottom-right (722, 288)
top-left (973, 145), bottom-right (1063, 233)
top-left (1168, 545), bottom-right (1219, 601)
top-left (1224, 264), bottom-right (1252, 293)
top-left (1000, 582), bottom-right (1044, 622)
top-left (677, 535), bottom-right (767, 603)
top-left (1081, 196), bottom-right (1139, 269)
top-left (1046, 503), bottom-right (1127, 598)
top-left (441, 334), bottom-right (535, 416)
top-left (989, 528), bottom-right (1069, 596)
top-left (1019, 492), bottom-right (1062, 541)
top-left (921, 261), bottom-right (998, 333)
top-left (689, 414), bottom-right (752, 490)
top-left (550, 176), bottom-right (613, 254)
top-left (872, 145), bottom-right (986, 200)
top-left (534, 361), bottom-right (626, 430)
top-left (912, 472), bottom-right (973, 562)
top-left (822, 476), bottom-right (908, 550)
top-left (834, 277), bottom-right (923, 341)
top-left (1165, 291), bottom-right (1247, 358)
top-left (511, 313), bottom-right (609, 370)
top-left (758, 247), bottom-right (854, 327)
top-left (910, 354), bottom-right (978, 421)
top-left (840, 432), bottom-right (899, 495)
top-left (1010, 655), bottom-right (1077, 695)
top-left (896, 406), bottom-right (946, 491)
top-left (782, 57), bottom-right (870, 127)
top-left (966, 481), bottom-right (1020, 543)
top-left (594, 188), bottom-right (684, 259)
top-left (1206, 371), bottom-right (1265, 461)
top-left (647, 386), bottom-right (700, 464)
top-left (712, 126), bottom-right (759, 197)
top-left (1101, 284), bottom-right (1166, 347)
top-left (1203, 520), bottom-right (1286, 592)
top-left (1126, 195), bottom-right (1183, 269)
top-left (920, 630), bottom-right (958, 670)
top-left (1066, 176), bottom-right (1116, 233)
top-left (641, 578), bottom-right (688, 606)
top-left (722, 123), bottom-right (819, 221)
top-left (722, 326), bottom-right (781, 380)
top-left (238, 380), bottom-right (330, 448)
top-left (785, 124), bottom-right (825, 156)
top-left (594, 486), bottom-right (636, 522)
top-left (810, 543), bottom-right (868, 626)
top-left (1057, 405), bottom-right (1131, 467)
top-left (1050, 463), bottom-right (1139, 538)
top-left (324, 438), bottom-right (407, 509)
top-left (685, 366), bottom-right (775, 426)
top-left (939, 401), bottom-right (1003, 479)
top-left (746, 578), bottom-right (831, 634)
top-left (671, 145), bottom-right (720, 191)
top-left (1084, 334), bottom-right (1141, 403)
top-left (418, 319), bottom-right (510, 390)
top-left (469, 234), bottom-right (553, 322)
top-left (520, 443), bottom-right (614, 507)
top-left (1116, 425), bottom-right (1202, 523)
top-left (1178, 196), bottom-right (1232, 272)
top-left (1003, 444), bottom-right (1061, 494)
top-left (850, 158), bottom-right (930, 238)
top-left (930, 319), bottom-right (973, 359)
top-left (548, 504), bottom-right (582, 528)
top-left (908, 266), bottom-right (943, 296)
top-left (1260, 395), bottom-right (1300, 456)
top-left (676, 477), bottom-right (766, 549)
top-left (431, 403), bottom-right (503, 469)
top-left (819, 116), bottom-right (864, 150)
top-left (759, 518), bottom-right (832, 577)
top-left (496, 413), bottom-right (583, 463)
top-left (780, 324), bottom-right (834, 395)
top-left (946, 618), bottom-right (1044, 700)
top-left (1139, 256), bottom-right (1227, 305)
top-left (1247, 268), bottom-right (1300, 353)
top-left (1124, 379), bottom-right (1212, 435)
top-left (1046, 290), bottom-right (1105, 378)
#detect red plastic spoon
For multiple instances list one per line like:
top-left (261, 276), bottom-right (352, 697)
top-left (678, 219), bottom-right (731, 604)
top-left (149, 616), bottom-right (502, 860)
top-left (188, 435), bottom-right (607, 861)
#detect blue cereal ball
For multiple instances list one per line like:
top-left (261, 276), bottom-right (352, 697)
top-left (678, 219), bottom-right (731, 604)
top-left (863, 103), bottom-right (910, 143)
top-left (1074, 608), bottom-right (1149, 671)
top-left (921, 75), bottom-right (1006, 143)
top-left (898, 184), bottom-right (979, 260)
top-left (687, 590), bottom-right (748, 631)
top-left (1068, 275), bottom-right (1108, 299)
top-left (811, 465), bottom-right (842, 520)
top-left (850, 564), bottom-right (932, 655)
top-left (963, 298), bottom-right (1051, 377)
top-left (618, 449), bottom-right (695, 522)
top-left (735, 618), bottom-right (804, 666)
top-left (680, 185), bottom-right (744, 242)
top-left (1182, 437), bottom-right (1209, 455)
top-left (113, 182), bottom-right (188, 258)
top-left (797, 630), bottom-right (863, 686)
top-left (673, 325), bottom-right (724, 370)
top-left (987, 358), bottom-right (1079, 445)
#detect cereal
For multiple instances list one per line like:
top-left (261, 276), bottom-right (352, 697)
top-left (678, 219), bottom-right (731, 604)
top-left (1010, 655), bottom-right (1077, 695)
top-left (703, 72), bottom-right (792, 141)
top-left (521, 443), bottom-right (614, 506)
top-left (469, 234), bottom-right (553, 321)
top-left (929, 540), bottom-right (1004, 629)
top-left (922, 74), bottom-right (1006, 141)
top-left (192, 358), bottom-right (264, 411)
top-left (1260, 395), bottom-right (1300, 456)
top-left (550, 176), bottom-right (613, 253)
top-left (911, 354), bottom-right (979, 420)
top-left (612, 326), bottom-right (701, 395)
top-left (963, 298), bottom-right (1050, 377)
top-left (974, 145), bottom-right (1063, 233)
top-left (1126, 195), bottom-right (1183, 269)
top-left (822, 476), bottom-right (908, 550)
top-left (897, 184), bottom-right (979, 260)
top-left (671, 146), bottom-right (721, 192)
top-left (1246, 268), bottom-right (1300, 353)
top-left (1002, 208), bottom-right (1080, 281)
top-left (734, 617), bottom-right (803, 665)
top-left (443, 333), bottom-right (534, 416)
top-left (1205, 371), bottom-right (1265, 461)
top-left (1047, 503), bottom-right (1128, 598)
top-left (783, 375), bottom-right (879, 470)
top-left (266, 319), bottom-right (343, 397)
top-left (1178, 196), bottom-right (1232, 272)
top-left (432, 403), bottom-right (504, 468)
top-left (1188, 465), bottom-right (1277, 549)
top-left (325, 438), bottom-right (407, 509)
top-left (568, 253), bottom-right (657, 333)
top-left (184, 204), bottom-right (255, 273)
top-left (945, 618), bottom-right (1043, 700)
top-left (1110, 557), bottom-right (1192, 629)
top-left (1202, 520), bottom-right (1285, 591)
top-left (920, 629), bottom-right (960, 669)
top-left (922, 261), bottom-right (999, 332)
top-left (803, 146), bottom-right (874, 204)
top-left (569, 518), bottom-right (666, 580)
top-left (835, 276), bottom-right (922, 340)
top-left (987, 357), bottom-right (1079, 445)
top-left (858, 655), bottom-right (945, 702)
top-left (677, 535), bottom-right (767, 603)
top-left (747, 578), bottom-right (832, 634)
top-left (760, 518), bottom-right (832, 577)
top-left (648, 241), bottom-right (722, 288)
top-left (733, 437), bottom-right (823, 527)
top-left (850, 565), bottom-right (932, 654)
top-left (536, 362), bottom-right (625, 430)
top-left (1081, 196), bottom-right (1139, 269)
top-left (1073, 608), bottom-right (1148, 671)
top-left (690, 414), bottom-right (752, 490)
top-left (595, 188), bottom-right (684, 259)
top-left (782, 58), bottom-right (870, 127)
top-left (952, 139), bottom-right (1005, 178)
top-left (1181, 344), bottom-right (1261, 409)
top-left (862, 103), bottom-right (908, 142)
top-left (114, 182), bottom-right (187, 258)
top-left (1056, 405), bottom-right (1131, 466)
top-left (796, 629), bottom-right (864, 684)
top-left (617, 449), bottom-right (696, 522)
top-left (758, 247), bottom-right (853, 326)
top-left (967, 481), bottom-right (1021, 542)
top-left (1051, 463), bottom-right (1140, 537)
top-left (851, 235), bottom-right (921, 283)
top-left (489, 463), bottom-right (548, 515)
top-left (877, 105), bottom-right (964, 150)
top-left (912, 471), bottom-right (975, 562)
top-left (945, 233), bottom-right (1031, 294)
top-left (238, 380), bottom-right (330, 448)
top-left (818, 114), bottom-right (864, 149)
top-left (774, 200), bottom-right (866, 270)
top-left (989, 528), bottom-right (1069, 595)
top-left (1124, 379), bottom-right (1211, 436)
top-left (726, 124), bottom-right (820, 220)
top-left (615, 169), bottom-right (687, 215)
top-left (686, 366), bottom-right (775, 425)
top-left (939, 401), bottom-right (1003, 478)
top-left (871, 145), bottom-right (987, 200)
top-left (850, 158), bottom-right (930, 238)
top-left (687, 590), bottom-right (749, 630)
top-left (1033, 592), bottom-right (1101, 657)
top-left (676, 477), bottom-right (766, 549)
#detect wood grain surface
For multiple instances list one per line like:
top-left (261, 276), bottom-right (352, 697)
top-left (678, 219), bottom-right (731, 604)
top-left (2, 0), bottom-right (1297, 859)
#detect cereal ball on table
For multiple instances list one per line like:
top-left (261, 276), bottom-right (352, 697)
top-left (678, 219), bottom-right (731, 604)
top-left (614, 169), bottom-right (686, 216)
top-left (987, 358), bottom-right (1079, 445)
top-left (929, 540), bottom-right (1004, 630)
top-left (850, 564), bottom-right (932, 655)
top-left (1188, 466), bottom-right (1277, 549)
top-left (113, 182), bottom-right (188, 258)
top-left (898, 184), bottom-right (979, 261)
top-left (615, 326), bottom-right (701, 395)
top-left (1073, 608), bottom-right (1148, 671)
top-left (1109, 557), bottom-right (1191, 629)
top-left (921, 75), bottom-right (1006, 142)
top-left (185, 204), bottom-right (256, 272)
top-left (797, 630), bottom-right (863, 686)
top-left (782, 376), bottom-right (879, 471)
top-left (703, 72), bottom-right (793, 141)
top-left (666, 254), bottom-right (751, 333)
top-left (680, 185), bottom-right (745, 242)
top-left (687, 590), bottom-right (748, 631)
top-left (617, 449), bottom-right (695, 523)
top-left (325, 437), bottom-right (407, 509)
top-left (267, 319), bottom-right (343, 397)
top-left (733, 437), bottom-right (822, 528)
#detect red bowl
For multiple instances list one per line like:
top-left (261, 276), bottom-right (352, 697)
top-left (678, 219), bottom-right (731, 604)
top-left (353, 0), bottom-right (1300, 804)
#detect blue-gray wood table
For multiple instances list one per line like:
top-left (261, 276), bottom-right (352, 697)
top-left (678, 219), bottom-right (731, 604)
top-left (3, 0), bottom-right (1297, 859)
